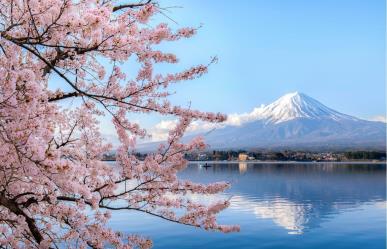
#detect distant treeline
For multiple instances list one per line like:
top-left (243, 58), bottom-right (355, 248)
top-left (343, 151), bottom-right (386, 160)
top-left (102, 150), bottom-right (386, 161)
top-left (184, 150), bottom-right (386, 161)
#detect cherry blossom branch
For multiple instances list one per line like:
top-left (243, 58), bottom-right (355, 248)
top-left (0, 1), bottom-right (237, 247)
top-left (113, 0), bottom-right (153, 12)
top-left (0, 193), bottom-right (43, 244)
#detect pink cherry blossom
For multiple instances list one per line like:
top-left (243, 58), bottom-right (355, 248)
top-left (0, 1), bottom-right (238, 248)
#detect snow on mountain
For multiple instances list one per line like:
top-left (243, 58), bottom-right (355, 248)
top-left (200, 92), bottom-right (386, 150)
top-left (254, 92), bottom-right (358, 124)
top-left (140, 92), bottom-right (386, 151)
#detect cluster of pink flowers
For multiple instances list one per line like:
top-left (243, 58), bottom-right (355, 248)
top-left (0, 1), bottom-right (239, 248)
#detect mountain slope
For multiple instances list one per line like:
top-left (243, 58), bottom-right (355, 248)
top-left (201, 92), bottom-right (386, 150)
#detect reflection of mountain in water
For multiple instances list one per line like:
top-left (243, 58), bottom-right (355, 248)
top-left (181, 163), bottom-right (386, 234)
top-left (232, 195), bottom-right (313, 234)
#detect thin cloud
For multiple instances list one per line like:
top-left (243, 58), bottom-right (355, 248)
top-left (368, 115), bottom-right (387, 123)
top-left (148, 105), bottom-right (267, 141)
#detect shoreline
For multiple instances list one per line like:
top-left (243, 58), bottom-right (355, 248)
top-left (189, 160), bottom-right (387, 165)
top-left (102, 159), bottom-right (386, 164)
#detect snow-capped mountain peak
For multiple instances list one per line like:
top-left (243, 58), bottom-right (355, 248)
top-left (257, 92), bottom-right (357, 124)
top-left (140, 92), bottom-right (385, 151)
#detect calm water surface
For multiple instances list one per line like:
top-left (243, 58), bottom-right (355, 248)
top-left (109, 163), bottom-right (386, 249)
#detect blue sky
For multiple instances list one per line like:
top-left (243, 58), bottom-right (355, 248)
top-left (51, 0), bottom-right (386, 137)
top-left (148, 0), bottom-right (385, 120)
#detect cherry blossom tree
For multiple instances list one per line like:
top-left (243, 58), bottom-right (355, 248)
top-left (0, 0), bottom-right (239, 248)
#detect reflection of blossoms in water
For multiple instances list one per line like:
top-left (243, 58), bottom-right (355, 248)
top-left (230, 196), bottom-right (312, 235)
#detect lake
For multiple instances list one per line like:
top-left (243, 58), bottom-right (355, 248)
top-left (109, 162), bottom-right (386, 249)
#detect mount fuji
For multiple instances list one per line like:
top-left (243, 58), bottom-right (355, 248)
top-left (198, 92), bottom-right (386, 150)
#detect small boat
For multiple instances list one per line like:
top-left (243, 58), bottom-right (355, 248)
top-left (202, 163), bottom-right (211, 168)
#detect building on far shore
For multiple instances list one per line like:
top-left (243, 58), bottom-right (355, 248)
top-left (238, 153), bottom-right (248, 161)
